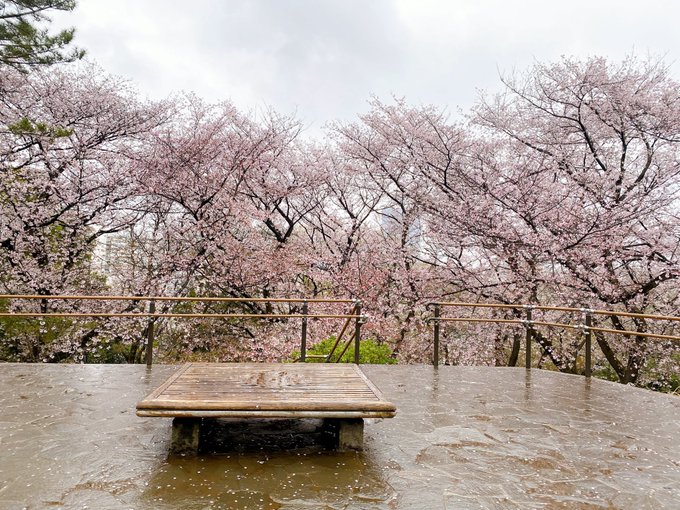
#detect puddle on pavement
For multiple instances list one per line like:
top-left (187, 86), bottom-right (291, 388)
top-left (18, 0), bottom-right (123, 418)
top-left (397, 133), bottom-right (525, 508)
top-left (142, 450), bottom-right (393, 509)
top-left (0, 363), bottom-right (679, 509)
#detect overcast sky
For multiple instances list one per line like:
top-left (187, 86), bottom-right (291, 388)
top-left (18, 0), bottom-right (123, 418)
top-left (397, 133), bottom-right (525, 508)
top-left (53, 0), bottom-right (680, 134)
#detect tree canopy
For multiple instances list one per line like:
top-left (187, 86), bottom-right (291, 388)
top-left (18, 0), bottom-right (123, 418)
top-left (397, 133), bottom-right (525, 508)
top-left (0, 0), bottom-right (84, 69)
top-left (0, 55), bottom-right (678, 389)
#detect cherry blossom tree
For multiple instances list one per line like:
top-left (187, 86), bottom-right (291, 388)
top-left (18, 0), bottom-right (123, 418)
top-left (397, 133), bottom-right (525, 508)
top-left (119, 96), bottom-right (338, 361)
top-left (328, 99), bottom-right (461, 359)
top-left (0, 63), bottom-right (169, 360)
top-left (330, 57), bottom-right (680, 383)
top-left (470, 56), bottom-right (680, 383)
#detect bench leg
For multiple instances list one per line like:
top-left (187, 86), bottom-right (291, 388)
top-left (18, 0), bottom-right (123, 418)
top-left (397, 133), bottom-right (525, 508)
top-left (170, 418), bottom-right (201, 455)
top-left (338, 418), bottom-right (364, 450)
top-left (323, 418), bottom-right (364, 450)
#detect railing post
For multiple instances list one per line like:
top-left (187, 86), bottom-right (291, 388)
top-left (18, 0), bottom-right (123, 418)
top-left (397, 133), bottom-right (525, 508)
top-left (584, 310), bottom-right (592, 378)
top-left (433, 303), bottom-right (441, 367)
top-left (145, 299), bottom-right (156, 367)
top-left (300, 300), bottom-right (308, 362)
top-left (354, 300), bottom-right (362, 364)
top-left (524, 306), bottom-right (533, 369)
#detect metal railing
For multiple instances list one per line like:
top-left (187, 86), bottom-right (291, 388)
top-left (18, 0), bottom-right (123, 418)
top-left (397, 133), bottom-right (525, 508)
top-left (4, 295), bottom-right (678, 374)
top-left (297, 300), bottom-right (365, 364)
top-left (300, 301), bottom-right (366, 364)
top-left (427, 302), bottom-right (680, 375)
top-left (0, 294), bottom-right (366, 366)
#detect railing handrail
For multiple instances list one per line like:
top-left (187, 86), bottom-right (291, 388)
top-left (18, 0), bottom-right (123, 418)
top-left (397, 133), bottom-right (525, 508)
top-left (438, 316), bottom-right (680, 342)
top-left (432, 301), bottom-right (680, 323)
top-left (0, 294), bottom-right (355, 304)
top-left (0, 312), bottom-right (361, 319)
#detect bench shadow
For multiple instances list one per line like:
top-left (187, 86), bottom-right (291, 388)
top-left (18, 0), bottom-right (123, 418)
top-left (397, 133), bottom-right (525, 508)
top-left (194, 418), bottom-right (338, 454)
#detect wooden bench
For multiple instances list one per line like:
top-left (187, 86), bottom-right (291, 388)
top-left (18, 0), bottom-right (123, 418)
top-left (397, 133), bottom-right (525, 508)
top-left (136, 363), bottom-right (396, 453)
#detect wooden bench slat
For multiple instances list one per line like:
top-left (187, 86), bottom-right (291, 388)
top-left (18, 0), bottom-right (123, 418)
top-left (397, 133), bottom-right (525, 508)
top-left (136, 362), bottom-right (396, 418)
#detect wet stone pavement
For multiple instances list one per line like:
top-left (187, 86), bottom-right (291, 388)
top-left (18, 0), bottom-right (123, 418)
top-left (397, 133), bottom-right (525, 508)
top-left (0, 364), bottom-right (678, 509)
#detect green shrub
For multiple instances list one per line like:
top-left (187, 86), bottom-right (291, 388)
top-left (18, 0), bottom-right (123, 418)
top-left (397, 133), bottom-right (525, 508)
top-left (291, 336), bottom-right (397, 364)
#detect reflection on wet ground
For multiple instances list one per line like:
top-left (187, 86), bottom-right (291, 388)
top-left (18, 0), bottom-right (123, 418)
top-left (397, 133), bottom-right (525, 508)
top-left (0, 364), bottom-right (678, 509)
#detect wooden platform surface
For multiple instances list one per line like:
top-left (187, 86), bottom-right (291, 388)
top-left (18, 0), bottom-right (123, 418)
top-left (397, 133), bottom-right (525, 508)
top-left (136, 363), bottom-right (397, 419)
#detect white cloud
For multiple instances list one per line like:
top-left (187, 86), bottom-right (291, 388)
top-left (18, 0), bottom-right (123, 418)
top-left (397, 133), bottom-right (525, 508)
top-left (52, 0), bottom-right (680, 135)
